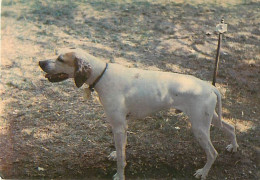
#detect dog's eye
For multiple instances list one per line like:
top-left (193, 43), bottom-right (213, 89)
top-left (57, 56), bottom-right (64, 63)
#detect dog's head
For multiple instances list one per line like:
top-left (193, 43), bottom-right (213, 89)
top-left (39, 51), bottom-right (92, 88)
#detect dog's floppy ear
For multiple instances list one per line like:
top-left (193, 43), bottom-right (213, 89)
top-left (74, 57), bottom-right (92, 88)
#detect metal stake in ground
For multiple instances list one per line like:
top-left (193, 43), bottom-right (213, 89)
top-left (212, 18), bottom-right (227, 86)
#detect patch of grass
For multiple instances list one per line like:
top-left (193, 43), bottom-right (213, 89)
top-left (31, 0), bottom-right (76, 18)
top-left (2, 0), bottom-right (15, 6)
top-left (2, 0), bottom-right (29, 6)
top-left (1, 0), bottom-right (260, 179)
top-left (1, 10), bottom-right (16, 17)
top-left (14, 0), bottom-right (78, 25)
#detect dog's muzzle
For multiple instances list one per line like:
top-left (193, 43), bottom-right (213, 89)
top-left (39, 61), bottom-right (69, 83)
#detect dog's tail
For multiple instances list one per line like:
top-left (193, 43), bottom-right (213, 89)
top-left (212, 86), bottom-right (223, 127)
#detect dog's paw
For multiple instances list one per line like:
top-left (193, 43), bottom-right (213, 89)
top-left (108, 151), bottom-right (117, 161)
top-left (113, 173), bottom-right (119, 180)
top-left (194, 168), bottom-right (207, 180)
top-left (226, 144), bottom-right (238, 152)
top-left (113, 173), bottom-right (125, 180)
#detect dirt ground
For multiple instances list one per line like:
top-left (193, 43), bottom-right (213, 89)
top-left (0, 0), bottom-right (259, 179)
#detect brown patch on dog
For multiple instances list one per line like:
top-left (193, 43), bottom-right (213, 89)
top-left (74, 57), bottom-right (92, 88)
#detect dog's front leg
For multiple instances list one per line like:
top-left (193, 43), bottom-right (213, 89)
top-left (113, 128), bottom-right (127, 180)
top-left (110, 116), bottom-right (127, 180)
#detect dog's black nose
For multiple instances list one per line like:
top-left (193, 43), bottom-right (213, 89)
top-left (39, 61), bottom-right (47, 70)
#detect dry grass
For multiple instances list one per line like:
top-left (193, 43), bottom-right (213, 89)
top-left (1, 0), bottom-right (259, 179)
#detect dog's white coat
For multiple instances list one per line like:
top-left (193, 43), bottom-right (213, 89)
top-left (41, 49), bottom-right (239, 180)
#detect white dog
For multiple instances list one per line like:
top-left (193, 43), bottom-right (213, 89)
top-left (39, 49), bottom-right (238, 180)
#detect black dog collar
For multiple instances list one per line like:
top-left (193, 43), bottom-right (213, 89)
top-left (89, 63), bottom-right (108, 92)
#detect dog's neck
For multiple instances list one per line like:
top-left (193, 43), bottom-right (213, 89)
top-left (84, 56), bottom-right (107, 89)
top-left (89, 63), bottom-right (108, 92)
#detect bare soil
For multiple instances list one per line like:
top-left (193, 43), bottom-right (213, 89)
top-left (1, 0), bottom-right (259, 179)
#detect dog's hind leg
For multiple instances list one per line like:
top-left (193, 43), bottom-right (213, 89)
top-left (192, 127), bottom-right (218, 179)
top-left (189, 104), bottom-right (218, 179)
top-left (211, 112), bottom-right (239, 152)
